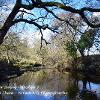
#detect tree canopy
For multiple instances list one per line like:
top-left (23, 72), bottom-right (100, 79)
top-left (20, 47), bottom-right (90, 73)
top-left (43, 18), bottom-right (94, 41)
top-left (0, 0), bottom-right (100, 45)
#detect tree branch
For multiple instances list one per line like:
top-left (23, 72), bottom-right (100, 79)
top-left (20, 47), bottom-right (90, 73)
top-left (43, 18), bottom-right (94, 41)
top-left (0, 0), bottom-right (100, 44)
top-left (20, 1), bottom-right (100, 28)
top-left (0, 0), bottom-right (21, 44)
top-left (13, 19), bottom-right (42, 29)
top-left (79, 11), bottom-right (100, 28)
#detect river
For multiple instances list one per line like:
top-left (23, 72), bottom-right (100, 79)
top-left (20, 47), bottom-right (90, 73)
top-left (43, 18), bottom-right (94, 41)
top-left (0, 69), bottom-right (100, 100)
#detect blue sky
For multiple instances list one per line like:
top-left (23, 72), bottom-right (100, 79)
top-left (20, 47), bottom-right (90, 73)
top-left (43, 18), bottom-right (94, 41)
top-left (1, 0), bottom-right (100, 50)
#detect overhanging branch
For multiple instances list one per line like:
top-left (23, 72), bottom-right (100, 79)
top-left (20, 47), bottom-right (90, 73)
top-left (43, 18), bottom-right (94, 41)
top-left (20, 1), bottom-right (100, 28)
top-left (0, 0), bottom-right (100, 45)
top-left (13, 19), bottom-right (42, 29)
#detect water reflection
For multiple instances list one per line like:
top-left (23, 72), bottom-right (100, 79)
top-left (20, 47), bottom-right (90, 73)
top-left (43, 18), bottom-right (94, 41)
top-left (0, 70), bottom-right (100, 100)
top-left (1, 94), bottom-right (69, 100)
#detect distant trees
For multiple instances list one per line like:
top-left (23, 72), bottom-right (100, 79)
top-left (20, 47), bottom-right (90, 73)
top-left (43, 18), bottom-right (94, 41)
top-left (0, 0), bottom-right (99, 71)
top-left (32, 37), bottom-right (69, 69)
top-left (0, 32), bottom-right (29, 64)
top-left (53, 13), bottom-right (100, 57)
top-left (65, 29), bottom-right (98, 57)
top-left (77, 29), bottom-right (98, 56)
top-left (50, 12), bottom-right (100, 70)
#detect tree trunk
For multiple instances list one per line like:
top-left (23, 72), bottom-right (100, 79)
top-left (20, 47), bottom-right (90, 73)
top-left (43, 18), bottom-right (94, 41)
top-left (0, 2), bottom-right (20, 44)
top-left (0, 28), bottom-right (8, 44)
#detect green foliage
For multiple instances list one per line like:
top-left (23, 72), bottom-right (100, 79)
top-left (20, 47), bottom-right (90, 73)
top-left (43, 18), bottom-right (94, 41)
top-left (65, 41), bottom-right (77, 59)
top-left (64, 29), bottom-right (97, 59)
top-left (77, 29), bottom-right (97, 53)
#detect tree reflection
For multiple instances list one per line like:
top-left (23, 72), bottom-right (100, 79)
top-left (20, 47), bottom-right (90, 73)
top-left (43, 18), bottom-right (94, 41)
top-left (0, 71), bottom-right (99, 100)
top-left (80, 75), bottom-right (98, 100)
top-left (80, 89), bottom-right (98, 100)
top-left (67, 79), bottom-right (79, 100)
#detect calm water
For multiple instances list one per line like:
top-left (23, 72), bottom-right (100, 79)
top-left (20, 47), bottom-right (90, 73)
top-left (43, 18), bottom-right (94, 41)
top-left (0, 70), bottom-right (100, 100)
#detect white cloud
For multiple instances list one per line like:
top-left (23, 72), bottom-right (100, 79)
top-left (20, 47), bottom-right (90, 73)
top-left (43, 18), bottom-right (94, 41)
top-left (93, 12), bottom-right (100, 17)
